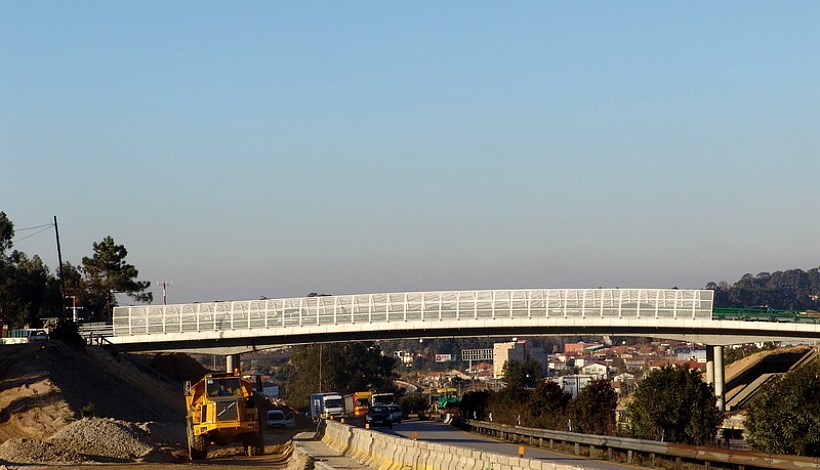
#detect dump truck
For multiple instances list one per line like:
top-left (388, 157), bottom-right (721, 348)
top-left (184, 372), bottom-right (264, 460)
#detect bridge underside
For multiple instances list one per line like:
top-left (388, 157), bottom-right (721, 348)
top-left (104, 323), bottom-right (820, 355)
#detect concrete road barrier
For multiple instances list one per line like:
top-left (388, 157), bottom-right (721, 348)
top-left (321, 419), bottom-right (584, 470)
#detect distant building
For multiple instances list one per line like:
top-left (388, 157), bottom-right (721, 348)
top-left (674, 347), bottom-right (707, 363)
top-left (493, 340), bottom-right (545, 378)
top-left (574, 356), bottom-right (591, 368)
top-left (547, 358), bottom-right (567, 375)
top-left (471, 362), bottom-right (494, 378)
top-left (623, 358), bottom-right (647, 372)
top-left (613, 372), bottom-right (635, 383)
top-left (647, 359), bottom-right (706, 373)
top-left (581, 362), bottom-right (608, 378)
top-left (554, 374), bottom-right (598, 398)
top-left (395, 350), bottom-right (414, 366)
top-left (564, 341), bottom-right (605, 355)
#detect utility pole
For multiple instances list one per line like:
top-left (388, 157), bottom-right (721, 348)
top-left (53, 216), bottom-right (66, 321)
top-left (157, 281), bottom-right (173, 305)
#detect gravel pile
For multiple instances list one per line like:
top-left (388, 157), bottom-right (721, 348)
top-left (0, 418), bottom-right (172, 465)
top-left (0, 437), bottom-right (85, 465)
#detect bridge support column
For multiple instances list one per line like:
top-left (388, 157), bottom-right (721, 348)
top-left (705, 347), bottom-right (715, 385)
top-left (226, 354), bottom-right (241, 374)
top-left (714, 345), bottom-right (725, 411)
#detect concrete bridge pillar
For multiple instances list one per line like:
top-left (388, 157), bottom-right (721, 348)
top-left (705, 347), bottom-right (715, 385)
top-left (713, 345), bottom-right (725, 411)
top-left (226, 354), bottom-right (241, 374)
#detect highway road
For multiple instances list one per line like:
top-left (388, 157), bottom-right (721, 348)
top-left (375, 420), bottom-right (638, 470)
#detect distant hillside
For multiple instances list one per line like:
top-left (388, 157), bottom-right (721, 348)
top-left (706, 267), bottom-right (820, 310)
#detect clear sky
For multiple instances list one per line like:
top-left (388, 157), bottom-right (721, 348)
top-left (2, 2), bottom-right (819, 304)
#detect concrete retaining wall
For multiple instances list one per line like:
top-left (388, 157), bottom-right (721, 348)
top-left (321, 420), bottom-right (583, 470)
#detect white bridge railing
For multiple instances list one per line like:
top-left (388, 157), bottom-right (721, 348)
top-left (112, 288), bottom-right (714, 337)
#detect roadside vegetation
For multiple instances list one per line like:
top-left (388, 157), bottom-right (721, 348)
top-left (627, 365), bottom-right (722, 445)
top-left (460, 361), bottom-right (618, 435)
top-left (464, 356), bottom-right (820, 457)
top-left (0, 212), bottom-right (152, 327)
top-left (281, 342), bottom-right (398, 409)
top-left (744, 357), bottom-right (820, 456)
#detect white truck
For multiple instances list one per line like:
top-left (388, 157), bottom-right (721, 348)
top-left (371, 392), bottom-right (395, 406)
top-left (309, 392), bottom-right (344, 421)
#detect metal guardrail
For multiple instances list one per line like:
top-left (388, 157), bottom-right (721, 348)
top-left (78, 322), bottom-right (114, 345)
top-left (111, 288), bottom-right (714, 336)
top-left (713, 307), bottom-right (820, 324)
top-left (464, 420), bottom-right (820, 470)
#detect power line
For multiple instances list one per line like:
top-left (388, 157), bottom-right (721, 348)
top-left (13, 225), bottom-right (54, 242)
top-left (15, 223), bottom-right (55, 232)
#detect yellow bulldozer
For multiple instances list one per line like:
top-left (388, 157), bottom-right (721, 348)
top-left (184, 372), bottom-right (264, 459)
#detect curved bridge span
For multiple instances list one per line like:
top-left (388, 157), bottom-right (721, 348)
top-left (108, 288), bottom-right (820, 354)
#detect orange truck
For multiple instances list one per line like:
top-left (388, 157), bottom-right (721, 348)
top-left (343, 391), bottom-right (372, 417)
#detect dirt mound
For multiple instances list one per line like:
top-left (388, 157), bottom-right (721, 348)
top-left (0, 437), bottom-right (85, 465)
top-left (0, 341), bottom-right (188, 466)
top-left (0, 417), bottom-right (175, 465)
top-left (0, 344), bottom-right (76, 442)
top-left (150, 352), bottom-right (210, 382)
top-left (0, 341), bottom-right (304, 467)
top-left (50, 418), bottom-right (158, 461)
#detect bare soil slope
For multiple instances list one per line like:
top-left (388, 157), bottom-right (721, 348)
top-left (1, 342), bottom-right (185, 429)
top-left (0, 341), bottom-right (313, 469)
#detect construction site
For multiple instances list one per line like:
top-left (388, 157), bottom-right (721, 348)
top-left (0, 340), bottom-right (313, 469)
top-left (0, 336), bottom-right (815, 469)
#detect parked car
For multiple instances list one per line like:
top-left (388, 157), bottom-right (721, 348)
top-left (387, 404), bottom-right (403, 424)
top-left (266, 409), bottom-right (295, 428)
top-left (365, 405), bottom-right (393, 427)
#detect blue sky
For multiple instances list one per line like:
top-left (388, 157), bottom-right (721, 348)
top-left (2, 2), bottom-right (819, 304)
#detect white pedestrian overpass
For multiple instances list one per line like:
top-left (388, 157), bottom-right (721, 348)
top-left (108, 288), bottom-right (820, 355)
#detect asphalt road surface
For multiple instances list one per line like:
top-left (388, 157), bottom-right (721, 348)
top-left (374, 420), bottom-right (638, 470)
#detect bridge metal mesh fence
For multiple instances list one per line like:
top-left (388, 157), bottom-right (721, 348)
top-left (112, 288), bottom-right (714, 336)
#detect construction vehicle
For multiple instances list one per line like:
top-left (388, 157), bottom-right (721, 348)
top-left (433, 387), bottom-right (459, 410)
top-left (343, 391), bottom-right (372, 417)
top-left (184, 372), bottom-right (264, 460)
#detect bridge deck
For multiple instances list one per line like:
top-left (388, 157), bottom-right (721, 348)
top-left (104, 289), bottom-right (820, 352)
top-left (113, 288), bottom-right (713, 336)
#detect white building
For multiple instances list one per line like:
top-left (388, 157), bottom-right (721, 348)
top-left (675, 348), bottom-right (707, 363)
top-left (580, 362), bottom-right (608, 378)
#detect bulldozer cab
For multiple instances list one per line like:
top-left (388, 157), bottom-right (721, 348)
top-left (207, 377), bottom-right (242, 397)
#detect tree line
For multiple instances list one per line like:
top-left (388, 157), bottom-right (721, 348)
top-left (0, 212), bottom-right (152, 328)
top-left (472, 356), bottom-right (820, 456)
top-left (280, 342), bottom-right (398, 409)
top-left (460, 360), bottom-right (720, 444)
top-left (706, 268), bottom-right (820, 310)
